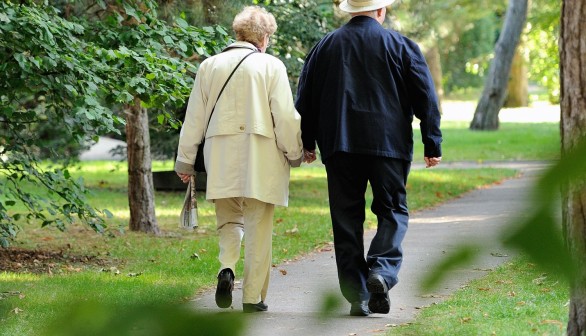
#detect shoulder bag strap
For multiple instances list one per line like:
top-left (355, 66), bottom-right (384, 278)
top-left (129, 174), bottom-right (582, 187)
top-left (202, 50), bottom-right (257, 139)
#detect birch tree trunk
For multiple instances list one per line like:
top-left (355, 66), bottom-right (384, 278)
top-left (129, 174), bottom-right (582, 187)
top-left (469, 0), bottom-right (528, 130)
top-left (560, 0), bottom-right (586, 334)
top-left (125, 98), bottom-right (160, 234)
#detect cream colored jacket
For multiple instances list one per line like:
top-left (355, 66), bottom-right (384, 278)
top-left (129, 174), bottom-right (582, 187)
top-left (175, 42), bottom-right (303, 206)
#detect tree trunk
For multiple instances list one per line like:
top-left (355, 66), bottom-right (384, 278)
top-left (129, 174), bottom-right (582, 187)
top-left (425, 44), bottom-right (444, 113)
top-left (560, 0), bottom-right (586, 334)
top-left (504, 45), bottom-right (528, 107)
top-left (469, 0), bottom-right (528, 130)
top-left (125, 98), bottom-right (160, 234)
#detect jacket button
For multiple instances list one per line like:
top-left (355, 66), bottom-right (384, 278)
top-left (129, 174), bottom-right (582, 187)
top-left (239, 126), bottom-right (245, 131)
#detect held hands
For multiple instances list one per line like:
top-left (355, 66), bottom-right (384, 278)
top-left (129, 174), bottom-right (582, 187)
top-left (177, 172), bottom-right (192, 183)
top-left (303, 148), bottom-right (317, 163)
top-left (424, 157), bottom-right (442, 168)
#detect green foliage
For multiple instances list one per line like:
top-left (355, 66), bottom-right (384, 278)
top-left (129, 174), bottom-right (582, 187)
top-left (0, 1), bottom-right (122, 245)
top-left (254, 0), bottom-right (340, 91)
top-left (526, 0), bottom-right (560, 103)
top-left (440, 15), bottom-right (499, 93)
top-left (42, 301), bottom-right (245, 336)
top-left (0, 0), bottom-right (230, 245)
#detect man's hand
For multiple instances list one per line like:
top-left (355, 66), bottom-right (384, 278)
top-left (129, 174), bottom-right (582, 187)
top-left (424, 157), bottom-right (442, 168)
top-left (177, 172), bottom-right (192, 183)
top-left (303, 149), bottom-right (317, 163)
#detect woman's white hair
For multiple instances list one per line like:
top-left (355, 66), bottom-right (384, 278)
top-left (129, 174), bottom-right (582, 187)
top-left (232, 6), bottom-right (277, 47)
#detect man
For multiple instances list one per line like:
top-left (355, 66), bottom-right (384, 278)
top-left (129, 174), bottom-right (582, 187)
top-left (296, 0), bottom-right (443, 316)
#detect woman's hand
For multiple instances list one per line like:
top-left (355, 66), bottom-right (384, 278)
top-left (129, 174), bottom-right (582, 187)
top-left (177, 173), bottom-right (192, 183)
top-left (303, 149), bottom-right (317, 163)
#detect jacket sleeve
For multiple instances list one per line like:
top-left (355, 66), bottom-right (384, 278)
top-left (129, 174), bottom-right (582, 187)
top-left (269, 61), bottom-right (303, 167)
top-left (175, 67), bottom-right (209, 175)
top-left (405, 41), bottom-right (443, 158)
top-left (295, 44), bottom-right (319, 151)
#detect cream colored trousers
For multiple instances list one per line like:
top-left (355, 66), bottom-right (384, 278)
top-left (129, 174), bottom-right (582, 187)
top-left (215, 197), bottom-right (274, 304)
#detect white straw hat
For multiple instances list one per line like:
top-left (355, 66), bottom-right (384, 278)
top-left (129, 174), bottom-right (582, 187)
top-left (339, 0), bottom-right (396, 13)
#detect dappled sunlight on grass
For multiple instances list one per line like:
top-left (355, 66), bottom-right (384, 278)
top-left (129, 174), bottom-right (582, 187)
top-left (0, 272), bottom-right (40, 282)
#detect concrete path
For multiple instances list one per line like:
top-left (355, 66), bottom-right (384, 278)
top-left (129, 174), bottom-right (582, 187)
top-left (188, 162), bottom-right (550, 336)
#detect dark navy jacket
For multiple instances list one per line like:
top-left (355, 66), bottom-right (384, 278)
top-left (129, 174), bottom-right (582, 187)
top-left (295, 16), bottom-right (442, 163)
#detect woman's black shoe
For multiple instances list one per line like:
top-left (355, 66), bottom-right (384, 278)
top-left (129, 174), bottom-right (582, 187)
top-left (243, 301), bottom-right (268, 313)
top-left (215, 268), bottom-right (234, 308)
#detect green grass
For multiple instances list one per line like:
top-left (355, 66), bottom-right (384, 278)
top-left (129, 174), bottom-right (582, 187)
top-left (0, 164), bottom-right (517, 336)
top-left (413, 121), bottom-right (560, 164)
top-left (391, 257), bottom-right (568, 335)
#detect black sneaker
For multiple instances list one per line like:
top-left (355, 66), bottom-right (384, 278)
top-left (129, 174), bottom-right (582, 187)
top-left (366, 273), bottom-right (390, 314)
top-left (350, 301), bottom-right (370, 316)
top-left (215, 268), bottom-right (234, 308)
top-left (243, 301), bottom-right (268, 313)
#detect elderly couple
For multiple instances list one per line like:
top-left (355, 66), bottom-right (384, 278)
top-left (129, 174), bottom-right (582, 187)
top-left (175, 0), bottom-right (442, 316)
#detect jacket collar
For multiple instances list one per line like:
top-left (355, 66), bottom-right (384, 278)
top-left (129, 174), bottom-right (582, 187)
top-left (223, 41), bottom-right (260, 52)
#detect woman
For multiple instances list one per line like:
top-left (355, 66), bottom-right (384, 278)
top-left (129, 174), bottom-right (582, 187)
top-left (175, 6), bottom-right (303, 313)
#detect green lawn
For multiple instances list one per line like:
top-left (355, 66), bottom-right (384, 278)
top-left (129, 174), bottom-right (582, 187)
top-left (391, 257), bottom-right (568, 336)
top-left (413, 121), bottom-right (560, 163)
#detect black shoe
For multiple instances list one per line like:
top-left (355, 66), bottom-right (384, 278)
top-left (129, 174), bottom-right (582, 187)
top-left (215, 268), bottom-right (234, 308)
top-left (243, 301), bottom-right (268, 313)
top-left (350, 301), bottom-right (370, 316)
top-left (366, 273), bottom-right (390, 314)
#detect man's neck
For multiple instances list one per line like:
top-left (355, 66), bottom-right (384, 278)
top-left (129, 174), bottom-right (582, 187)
top-left (350, 11), bottom-right (377, 20)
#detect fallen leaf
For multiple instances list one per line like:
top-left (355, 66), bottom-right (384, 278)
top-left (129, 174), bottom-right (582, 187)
top-left (541, 320), bottom-right (564, 329)
top-left (11, 308), bottom-right (23, 314)
top-left (508, 291), bottom-right (516, 297)
top-left (279, 269), bottom-right (287, 275)
top-left (190, 253), bottom-right (200, 259)
top-left (461, 317), bottom-right (472, 323)
top-left (421, 294), bottom-right (444, 298)
top-left (532, 275), bottom-right (547, 285)
top-left (490, 252), bottom-right (508, 257)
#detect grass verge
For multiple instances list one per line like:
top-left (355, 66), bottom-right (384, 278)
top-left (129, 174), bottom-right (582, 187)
top-left (390, 256), bottom-right (568, 335)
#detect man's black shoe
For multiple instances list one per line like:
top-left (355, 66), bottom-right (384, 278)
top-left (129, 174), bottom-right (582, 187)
top-left (243, 301), bottom-right (268, 313)
top-left (368, 292), bottom-right (390, 314)
top-left (350, 301), bottom-right (370, 316)
top-left (366, 273), bottom-right (391, 314)
top-left (215, 268), bottom-right (234, 308)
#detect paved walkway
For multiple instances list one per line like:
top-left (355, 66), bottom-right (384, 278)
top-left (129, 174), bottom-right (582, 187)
top-left (188, 162), bottom-right (550, 336)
